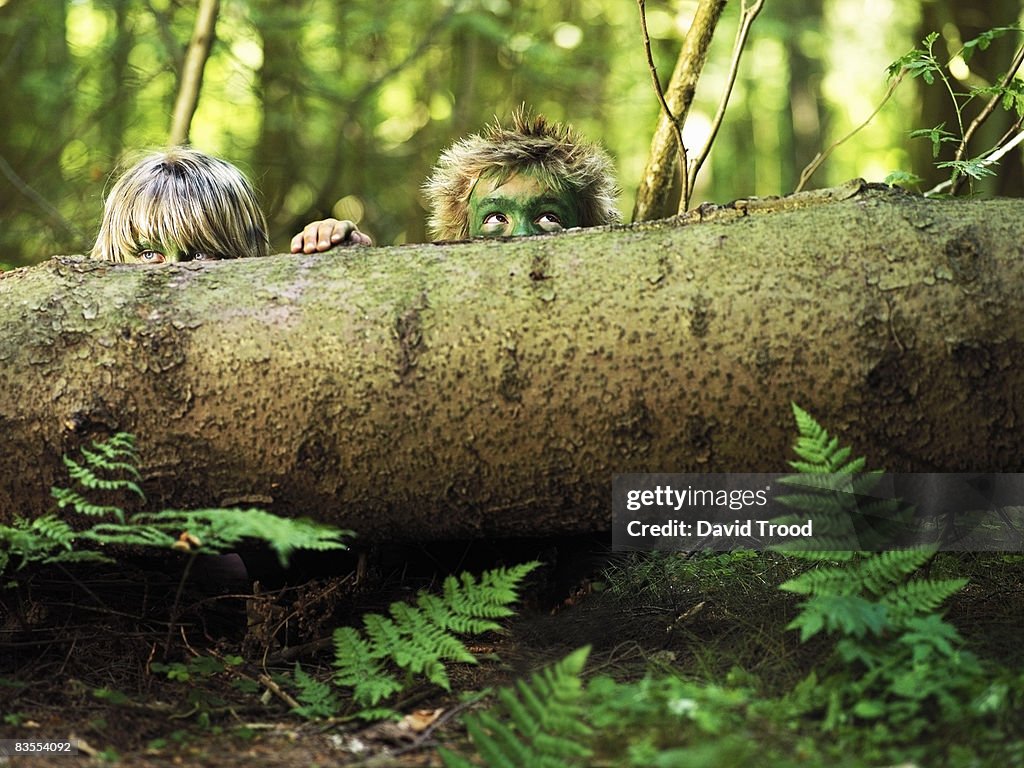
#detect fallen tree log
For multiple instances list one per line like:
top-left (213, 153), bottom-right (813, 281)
top-left (2, 181), bottom-right (1023, 539)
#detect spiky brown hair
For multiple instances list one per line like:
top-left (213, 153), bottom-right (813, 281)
top-left (423, 108), bottom-right (621, 241)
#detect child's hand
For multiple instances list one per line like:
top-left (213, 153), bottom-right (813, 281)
top-left (290, 218), bottom-right (372, 253)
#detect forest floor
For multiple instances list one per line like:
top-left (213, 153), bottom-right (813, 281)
top-left (1, 540), bottom-right (1022, 767)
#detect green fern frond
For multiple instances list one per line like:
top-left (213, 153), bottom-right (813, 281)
top-left (333, 626), bottom-right (404, 709)
top-left (857, 549), bottom-right (936, 596)
top-left (78, 523), bottom-right (177, 549)
top-left (443, 563), bottom-right (539, 623)
top-left (50, 434), bottom-right (147, 522)
top-left (50, 487), bottom-right (126, 520)
top-left (786, 594), bottom-right (890, 641)
top-left (386, 601), bottom-right (477, 685)
top-left (780, 565), bottom-right (863, 597)
top-left (440, 646), bottom-right (592, 768)
top-left (131, 508), bottom-right (351, 566)
top-left (291, 663), bottom-right (341, 720)
top-left (39, 550), bottom-right (112, 565)
top-left (781, 408), bottom-right (968, 635)
top-left (788, 403), bottom-right (867, 474)
top-left (331, 562), bottom-right (538, 719)
top-left (81, 447), bottom-right (139, 473)
top-left (63, 438), bottom-right (144, 498)
top-left (773, 548), bottom-right (857, 562)
top-left (27, 515), bottom-right (76, 548)
top-left (880, 577), bottom-right (969, 625)
top-left (85, 431), bottom-right (139, 462)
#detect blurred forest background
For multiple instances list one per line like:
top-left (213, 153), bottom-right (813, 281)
top-left (1, 0), bottom-right (1022, 268)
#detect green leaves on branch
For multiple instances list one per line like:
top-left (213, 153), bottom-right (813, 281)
top-left (885, 25), bottom-right (1024, 192)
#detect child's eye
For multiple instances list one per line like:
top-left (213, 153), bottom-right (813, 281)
top-left (535, 213), bottom-right (563, 232)
top-left (192, 252), bottom-right (214, 261)
top-left (483, 213), bottom-right (509, 225)
top-left (138, 250), bottom-right (166, 264)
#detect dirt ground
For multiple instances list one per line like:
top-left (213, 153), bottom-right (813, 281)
top-left (1, 542), bottom-right (1020, 767)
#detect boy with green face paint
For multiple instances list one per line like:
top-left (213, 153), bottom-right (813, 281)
top-left (424, 108), bottom-right (621, 240)
top-left (291, 109), bottom-right (621, 247)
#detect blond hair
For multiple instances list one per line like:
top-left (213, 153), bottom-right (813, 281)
top-left (91, 148), bottom-right (269, 262)
top-left (423, 108), bottom-right (622, 241)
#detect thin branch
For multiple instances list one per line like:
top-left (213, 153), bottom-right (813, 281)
top-left (169, 0), bottom-right (220, 146)
top-left (686, 0), bottom-right (765, 204)
top-left (795, 71), bottom-right (905, 192)
top-left (924, 128), bottom-right (1024, 196)
top-left (638, 0), bottom-right (688, 207)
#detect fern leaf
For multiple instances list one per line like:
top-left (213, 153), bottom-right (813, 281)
top-left (437, 746), bottom-right (482, 768)
top-left (880, 577), bottom-right (968, 625)
top-left (362, 613), bottom-right (404, 657)
top-left (858, 549), bottom-right (935, 596)
top-left (776, 549), bottom-right (858, 562)
top-left (79, 524), bottom-right (177, 549)
top-left (786, 594), bottom-right (889, 641)
top-left (387, 601), bottom-right (476, 684)
top-left (63, 454), bottom-right (143, 497)
top-left (28, 515), bottom-right (76, 547)
top-left (467, 710), bottom-right (535, 767)
top-left (291, 662), bottom-right (340, 719)
top-left (332, 563), bottom-right (537, 719)
top-left (444, 562), bottom-right (539, 623)
top-left (333, 626), bottom-right (404, 707)
top-left (41, 550), bottom-right (112, 565)
top-left (132, 508), bottom-right (351, 566)
top-left (791, 403), bottom-right (820, 441)
top-left (452, 646), bottom-right (592, 768)
top-left (50, 487), bottom-right (126, 520)
top-left (779, 565), bottom-right (862, 597)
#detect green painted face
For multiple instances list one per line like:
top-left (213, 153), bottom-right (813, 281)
top-left (467, 172), bottom-right (580, 238)
top-left (129, 241), bottom-right (218, 264)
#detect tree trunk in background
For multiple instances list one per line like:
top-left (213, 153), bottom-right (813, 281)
top-left (254, 0), bottom-right (304, 226)
top-left (168, 0), bottom-right (220, 147)
top-left (3, 184), bottom-right (1024, 540)
top-left (633, 0), bottom-right (727, 221)
top-left (780, 0), bottom-right (826, 193)
top-left (0, 0), bottom-right (76, 262)
top-left (104, 0), bottom-right (132, 159)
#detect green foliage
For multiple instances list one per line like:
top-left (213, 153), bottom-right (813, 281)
top-left (290, 662), bottom-right (342, 720)
top-left (779, 406), bottom-right (987, 752)
top-left (0, 514), bottom-right (105, 577)
top-left (586, 670), bottom-right (772, 767)
top-left (149, 654), bottom-right (244, 729)
top-left (130, 508), bottom-right (351, 567)
top-left (1, 433), bottom-right (352, 582)
top-left (51, 432), bottom-right (143, 522)
top-left (887, 25), bottom-right (1024, 191)
top-left (439, 646), bottom-right (592, 768)
top-left (329, 562), bottom-right (538, 719)
top-left (774, 403), bottom-right (910, 552)
top-left (882, 169), bottom-right (923, 187)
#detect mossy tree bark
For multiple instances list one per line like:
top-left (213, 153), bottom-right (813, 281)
top-left (2, 183), bottom-right (1023, 539)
